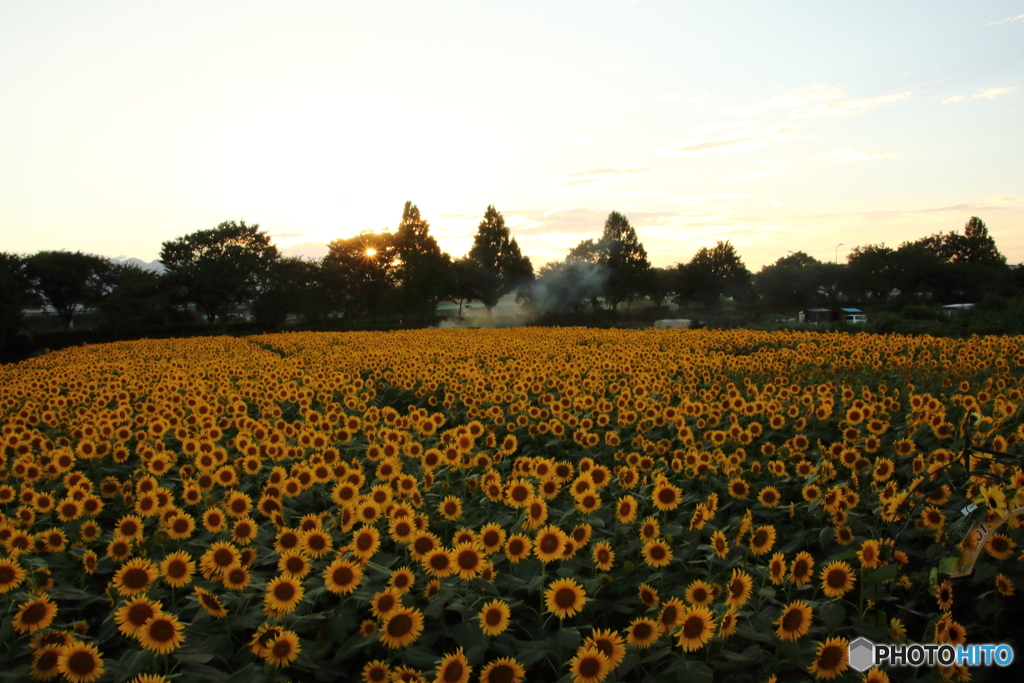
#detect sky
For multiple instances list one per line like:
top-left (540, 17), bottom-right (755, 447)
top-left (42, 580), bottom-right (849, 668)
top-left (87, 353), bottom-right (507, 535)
top-left (1, 1), bottom-right (1022, 271)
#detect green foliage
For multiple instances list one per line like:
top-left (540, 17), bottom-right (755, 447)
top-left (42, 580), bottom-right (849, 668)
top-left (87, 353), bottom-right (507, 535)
top-left (96, 263), bottom-right (170, 331)
top-left (25, 250), bottom-right (112, 331)
top-left (323, 231), bottom-right (397, 319)
top-left (392, 201), bottom-right (454, 315)
top-left (160, 221), bottom-right (279, 325)
top-left (465, 206), bottom-right (533, 313)
top-left (598, 211), bottom-right (653, 310)
top-left (0, 253), bottom-right (36, 351)
top-left (674, 240), bottom-right (752, 308)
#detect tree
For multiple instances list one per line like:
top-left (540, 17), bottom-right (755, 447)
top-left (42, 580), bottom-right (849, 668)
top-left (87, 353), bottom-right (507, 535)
top-left (252, 257), bottom-right (320, 330)
top-left (392, 202), bottom-right (454, 316)
top-left (323, 230), bottom-right (396, 319)
top-left (96, 263), bottom-right (169, 331)
top-left (754, 251), bottom-right (823, 310)
top-left (25, 250), bottom-right (112, 331)
top-left (941, 216), bottom-right (1005, 265)
top-left (598, 211), bottom-right (652, 310)
top-left (0, 253), bottom-right (37, 352)
top-left (465, 206), bottom-right (533, 316)
top-left (845, 244), bottom-right (897, 302)
top-left (674, 241), bottom-right (751, 308)
top-left (160, 221), bottom-right (279, 327)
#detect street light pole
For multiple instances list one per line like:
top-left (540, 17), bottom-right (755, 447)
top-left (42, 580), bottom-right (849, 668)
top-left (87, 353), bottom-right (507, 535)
top-left (835, 243), bottom-right (844, 264)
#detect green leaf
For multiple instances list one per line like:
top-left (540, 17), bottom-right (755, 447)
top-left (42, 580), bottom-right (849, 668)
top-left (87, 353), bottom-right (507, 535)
top-left (558, 626), bottom-right (581, 652)
top-left (818, 602), bottom-right (845, 631)
top-left (862, 564), bottom-right (898, 587)
top-left (174, 652), bottom-right (215, 664)
top-left (451, 622), bottom-right (485, 650)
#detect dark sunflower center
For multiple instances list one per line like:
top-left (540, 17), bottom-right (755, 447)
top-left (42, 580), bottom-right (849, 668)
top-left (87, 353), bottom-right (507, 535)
top-left (214, 549), bottom-right (234, 566)
top-left (486, 609), bottom-right (503, 626)
top-left (458, 551), bottom-right (479, 570)
top-left (128, 604), bottom-right (155, 625)
top-left (782, 609), bottom-right (804, 632)
top-left (633, 622), bottom-right (652, 640)
top-left (827, 569), bottom-right (847, 589)
top-left (487, 664), bottom-right (514, 683)
top-left (333, 566), bottom-right (354, 586)
top-left (443, 661), bottom-right (464, 682)
top-left (150, 619), bottom-right (175, 642)
top-left (555, 587), bottom-right (577, 608)
top-left (578, 656), bottom-right (601, 677)
top-left (388, 614), bottom-right (412, 637)
top-left (274, 582), bottom-right (296, 602)
top-left (818, 644), bottom-right (843, 670)
top-left (68, 650), bottom-right (97, 675)
top-left (22, 602), bottom-right (48, 625)
top-left (682, 615), bottom-right (705, 639)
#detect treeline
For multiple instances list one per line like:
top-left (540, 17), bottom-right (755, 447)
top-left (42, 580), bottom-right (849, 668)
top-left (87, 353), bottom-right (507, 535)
top-left (1, 204), bottom-right (1021, 356)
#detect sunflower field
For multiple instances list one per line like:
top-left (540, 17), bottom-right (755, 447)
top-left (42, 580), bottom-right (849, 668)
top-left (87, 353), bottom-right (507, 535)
top-left (1, 328), bottom-right (1023, 683)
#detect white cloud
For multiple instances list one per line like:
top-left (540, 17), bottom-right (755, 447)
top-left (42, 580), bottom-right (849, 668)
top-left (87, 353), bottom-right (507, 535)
top-left (554, 167), bottom-right (658, 188)
top-left (790, 91), bottom-right (911, 118)
top-left (721, 169), bottom-right (783, 182)
top-left (611, 190), bottom-right (669, 197)
top-left (659, 93), bottom-right (708, 104)
top-left (988, 13), bottom-right (1024, 25)
top-left (656, 122), bottom-right (801, 157)
top-left (718, 84), bottom-right (844, 116)
top-left (558, 134), bottom-right (615, 148)
top-left (817, 147), bottom-right (897, 163)
top-left (718, 84), bottom-right (910, 119)
top-left (943, 86), bottom-right (1017, 103)
top-left (974, 86), bottom-right (1017, 99)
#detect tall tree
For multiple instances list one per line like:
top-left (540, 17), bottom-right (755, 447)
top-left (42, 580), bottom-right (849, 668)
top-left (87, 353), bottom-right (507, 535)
top-left (0, 253), bottom-right (37, 351)
top-left (25, 250), bottom-right (112, 332)
top-left (392, 202), bottom-right (454, 315)
top-left (323, 231), bottom-right (396, 319)
top-left (160, 221), bottom-right (279, 327)
top-left (598, 211), bottom-right (652, 310)
top-left (674, 241), bottom-right (751, 308)
top-left (754, 251), bottom-right (823, 310)
top-left (941, 216), bottom-right (1005, 265)
top-left (96, 263), bottom-right (169, 331)
top-left (465, 206), bottom-right (533, 316)
top-left (845, 244), bottom-right (897, 302)
top-left (251, 257), bottom-right (320, 330)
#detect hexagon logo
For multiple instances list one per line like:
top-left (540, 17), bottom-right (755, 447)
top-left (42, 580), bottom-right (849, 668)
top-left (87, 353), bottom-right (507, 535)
top-left (848, 637), bottom-right (875, 672)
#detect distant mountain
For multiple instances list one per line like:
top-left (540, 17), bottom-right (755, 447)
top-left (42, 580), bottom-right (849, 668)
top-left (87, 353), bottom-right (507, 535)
top-left (110, 256), bottom-right (165, 273)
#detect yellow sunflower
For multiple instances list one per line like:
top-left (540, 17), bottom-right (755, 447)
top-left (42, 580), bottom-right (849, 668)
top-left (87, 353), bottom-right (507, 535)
top-left (478, 599), bottom-right (511, 636)
top-left (568, 646), bottom-right (610, 683)
top-left (819, 561), bottom-right (856, 598)
top-left (545, 577), bottom-right (587, 619)
top-left (13, 595), bottom-right (58, 634)
top-left (115, 596), bottom-right (164, 636)
top-left (478, 657), bottom-right (525, 683)
top-left (807, 637), bottom-right (848, 680)
top-left (380, 608), bottom-right (425, 649)
top-left (56, 642), bottom-right (104, 683)
top-left (261, 629), bottom-right (301, 669)
top-left (676, 606), bottom-right (715, 652)
top-left (592, 541), bottom-right (615, 571)
top-left (138, 612), bottom-right (185, 655)
top-left (433, 647), bottom-right (471, 683)
top-left (725, 569), bottom-right (753, 608)
top-left (194, 587), bottom-right (228, 619)
top-left (774, 600), bottom-right (813, 641)
top-left (159, 551), bottom-right (195, 589)
top-left (625, 618), bottom-right (660, 649)
top-left (264, 576), bottom-right (305, 615)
